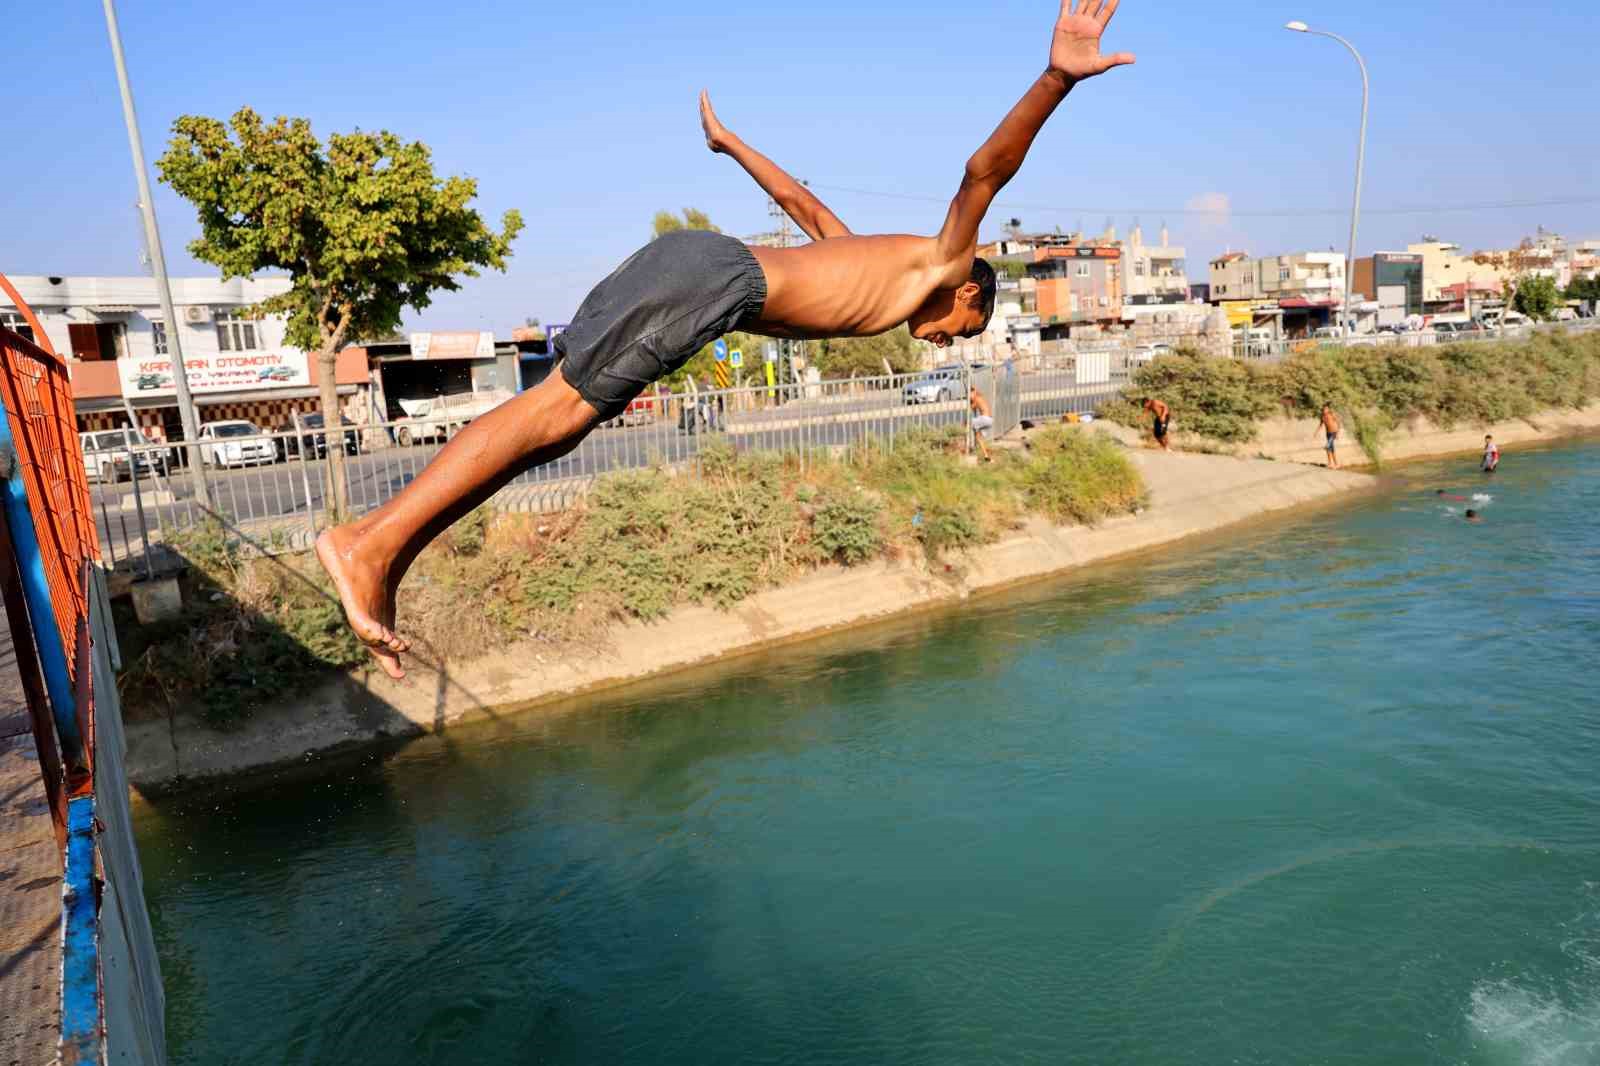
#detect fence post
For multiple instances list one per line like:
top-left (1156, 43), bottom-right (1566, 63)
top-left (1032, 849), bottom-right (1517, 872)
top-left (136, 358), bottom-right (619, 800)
top-left (122, 443), bottom-right (154, 581)
top-left (291, 411), bottom-right (319, 542)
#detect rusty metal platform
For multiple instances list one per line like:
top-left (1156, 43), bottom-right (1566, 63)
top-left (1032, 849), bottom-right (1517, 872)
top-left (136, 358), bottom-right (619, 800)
top-left (0, 612), bottom-right (61, 1066)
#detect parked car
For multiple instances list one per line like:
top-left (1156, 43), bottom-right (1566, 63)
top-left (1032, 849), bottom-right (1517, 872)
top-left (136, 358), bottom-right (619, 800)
top-left (392, 390), bottom-right (511, 446)
top-left (277, 412), bottom-right (360, 459)
top-left (198, 420), bottom-right (276, 468)
top-left (902, 364), bottom-right (986, 405)
top-left (600, 395), bottom-right (659, 429)
top-left (1130, 343), bottom-right (1173, 364)
top-left (80, 428), bottom-right (170, 483)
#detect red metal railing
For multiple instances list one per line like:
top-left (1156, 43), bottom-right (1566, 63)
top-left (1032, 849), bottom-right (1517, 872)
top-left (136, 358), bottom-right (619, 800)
top-left (1, 315), bottom-right (100, 810)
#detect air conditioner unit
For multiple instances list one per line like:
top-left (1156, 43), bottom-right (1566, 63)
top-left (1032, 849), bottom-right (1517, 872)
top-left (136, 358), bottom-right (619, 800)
top-left (183, 306), bottom-right (212, 324)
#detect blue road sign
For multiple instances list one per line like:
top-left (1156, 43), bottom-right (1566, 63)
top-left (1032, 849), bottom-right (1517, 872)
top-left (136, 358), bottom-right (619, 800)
top-left (713, 339), bottom-right (728, 361)
top-left (729, 348), bottom-right (743, 369)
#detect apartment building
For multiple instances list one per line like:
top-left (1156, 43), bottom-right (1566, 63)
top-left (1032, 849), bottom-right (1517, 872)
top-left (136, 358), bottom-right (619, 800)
top-left (1122, 225), bottom-right (1189, 304)
top-left (1208, 252), bottom-right (1259, 301)
top-left (0, 275), bottom-right (369, 440)
top-left (1351, 253), bottom-right (1424, 318)
top-left (1028, 243), bottom-right (1123, 331)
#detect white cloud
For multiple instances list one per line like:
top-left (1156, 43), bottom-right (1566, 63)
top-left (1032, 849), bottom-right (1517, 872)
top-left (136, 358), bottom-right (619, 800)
top-left (1185, 191), bottom-right (1232, 222)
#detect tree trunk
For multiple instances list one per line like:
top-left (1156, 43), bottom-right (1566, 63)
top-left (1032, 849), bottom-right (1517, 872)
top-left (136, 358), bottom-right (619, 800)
top-left (317, 345), bottom-right (350, 522)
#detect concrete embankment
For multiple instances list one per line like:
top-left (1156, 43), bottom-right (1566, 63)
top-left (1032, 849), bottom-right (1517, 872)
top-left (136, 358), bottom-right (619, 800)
top-left (1189, 403), bottom-right (1600, 468)
top-left (124, 440), bottom-right (1373, 793)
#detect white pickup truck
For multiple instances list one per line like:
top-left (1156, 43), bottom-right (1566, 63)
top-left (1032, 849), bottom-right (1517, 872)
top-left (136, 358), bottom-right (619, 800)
top-left (392, 390), bottom-right (511, 446)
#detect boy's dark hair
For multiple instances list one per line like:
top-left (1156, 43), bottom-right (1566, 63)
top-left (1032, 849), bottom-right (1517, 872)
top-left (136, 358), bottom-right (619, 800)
top-left (1465, 509), bottom-right (1478, 518)
top-left (971, 258), bottom-right (998, 324)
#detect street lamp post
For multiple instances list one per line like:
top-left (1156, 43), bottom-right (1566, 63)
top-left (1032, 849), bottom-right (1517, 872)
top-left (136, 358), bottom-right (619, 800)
top-left (1286, 20), bottom-right (1368, 339)
top-left (102, 0), bottom-right (211, 509)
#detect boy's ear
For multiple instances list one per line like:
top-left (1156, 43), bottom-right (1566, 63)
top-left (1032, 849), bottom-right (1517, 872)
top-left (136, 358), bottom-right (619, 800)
top-left (956, 281), bottom-right (981, 303)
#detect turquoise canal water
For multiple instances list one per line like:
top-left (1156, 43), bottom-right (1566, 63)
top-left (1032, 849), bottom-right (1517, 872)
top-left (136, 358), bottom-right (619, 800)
top-left (135, 440), bottom-right (1600, 1065)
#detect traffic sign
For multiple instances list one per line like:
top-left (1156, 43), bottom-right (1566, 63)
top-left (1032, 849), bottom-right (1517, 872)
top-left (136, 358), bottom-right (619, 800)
top-left (712, 360), bottom-right (731, 388)
top-left (729, 348), bottom-right (743, 369)
top-left (713, 339), bottom-right (728, 362)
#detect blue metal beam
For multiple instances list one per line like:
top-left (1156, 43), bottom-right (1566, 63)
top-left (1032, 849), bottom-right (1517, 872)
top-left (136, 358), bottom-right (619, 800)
top-left (0, 413), bottom-right (82, 765)
top-left (59, 794), bottom-right (102, 1064)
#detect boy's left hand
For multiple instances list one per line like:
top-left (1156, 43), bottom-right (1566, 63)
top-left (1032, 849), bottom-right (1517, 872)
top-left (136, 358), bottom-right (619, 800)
top-left (1049, 0), bottom-right (1135, 81)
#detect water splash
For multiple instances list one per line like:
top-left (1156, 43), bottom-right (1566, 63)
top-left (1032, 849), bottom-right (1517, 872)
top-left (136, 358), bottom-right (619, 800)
top-left (1466, 887), bottom-right (1600, 1066)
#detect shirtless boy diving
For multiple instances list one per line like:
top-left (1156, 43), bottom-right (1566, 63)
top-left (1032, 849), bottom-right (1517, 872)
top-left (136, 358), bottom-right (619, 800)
top-left (318, 0), bottom-right (1137, 678)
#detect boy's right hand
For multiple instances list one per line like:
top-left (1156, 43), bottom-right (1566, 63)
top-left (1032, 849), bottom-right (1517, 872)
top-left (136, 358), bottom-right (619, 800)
top-left (699, 90), bottom-right (732, 154)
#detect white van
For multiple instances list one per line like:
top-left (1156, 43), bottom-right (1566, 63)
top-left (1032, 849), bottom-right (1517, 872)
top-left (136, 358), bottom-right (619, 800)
top-left (393, 389), bottom-right (512, 446)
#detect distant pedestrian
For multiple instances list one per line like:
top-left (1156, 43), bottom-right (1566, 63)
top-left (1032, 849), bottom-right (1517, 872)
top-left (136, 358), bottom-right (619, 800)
top-left (1315, 404), bottom-right (1341, 468)
top-left (1482, 434), bottom-right (1499, 473)
top-left (1142, 397), bottom-right (1171, 451)
top-left (969, 385), bottom-right (995, 462)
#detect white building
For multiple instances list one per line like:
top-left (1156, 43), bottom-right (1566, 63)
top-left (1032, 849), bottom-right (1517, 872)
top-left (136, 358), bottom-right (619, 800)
top-left (1123, 225), bottom-right (1189, 303)
top-left (1, 275), bottom-right (369, 439)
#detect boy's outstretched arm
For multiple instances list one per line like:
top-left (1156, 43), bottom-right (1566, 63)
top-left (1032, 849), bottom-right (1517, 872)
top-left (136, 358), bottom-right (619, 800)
top-left (700, 91), bottom-right (852, 242)
top-left (935, 0), bottom-right (1134, 265)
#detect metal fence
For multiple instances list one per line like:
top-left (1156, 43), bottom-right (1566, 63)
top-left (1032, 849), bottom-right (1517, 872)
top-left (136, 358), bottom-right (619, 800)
top-left (90, 318), bottom-right (1600, 567)
top-left (89, 364), bottom-right (1130, 567)
top-left (1233, 318), bottom-right (1598, 362)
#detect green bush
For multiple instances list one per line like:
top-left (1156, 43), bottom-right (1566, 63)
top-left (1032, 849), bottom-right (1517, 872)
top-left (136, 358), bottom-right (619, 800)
top-left (120, 425), bottom-right (1148, 723)
top-left (1115, 352), bottom-right (1278, 443)
top-left (812, 491), bottom-right (884, 565)
top-left (1013, 427), bottom-right (1147, 524)
top-left (1110, 333), bottom-right (1600, 447)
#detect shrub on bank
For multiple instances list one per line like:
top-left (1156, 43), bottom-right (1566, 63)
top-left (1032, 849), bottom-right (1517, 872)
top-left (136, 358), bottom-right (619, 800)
top-left (1111, 332), bottom-right (1600, 456)
top-left (120, 428), bottom-right (1145, 723)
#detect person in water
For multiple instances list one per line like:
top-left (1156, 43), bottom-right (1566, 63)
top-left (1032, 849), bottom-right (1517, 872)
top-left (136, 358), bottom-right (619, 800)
top-left (317, 0), bottom-right (1138, 678)
top-left (1482, 434), bottom-right (1500, 473)
top-left (1142, 396), bottom-right (1171, 451)
top-left (1316, 403), bottom-right (1341, 468)
top-left (1465, 509), bottom-right (1481, 522)
top-left (1436, 489), bottom-right (1469, 501)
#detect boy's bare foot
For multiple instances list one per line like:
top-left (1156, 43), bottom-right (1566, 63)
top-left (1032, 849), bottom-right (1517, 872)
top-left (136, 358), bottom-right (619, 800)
top-left (315, 526), bottom-right (410, 680)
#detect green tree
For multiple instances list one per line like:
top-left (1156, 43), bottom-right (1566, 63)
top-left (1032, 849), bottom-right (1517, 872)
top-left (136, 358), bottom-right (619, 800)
top-left (993, 258), bottom-right (1030, 281)
top-left (813, 327), bottom-right (922, 378)
top-left (1566, 273), bottom-right (1600, 303)
top-left (157, 108), bottom-right (523, 517)
top-left (1513, 274), bottom-right (1561, 321)
top-left (652, 207), bottom-right (720, 239)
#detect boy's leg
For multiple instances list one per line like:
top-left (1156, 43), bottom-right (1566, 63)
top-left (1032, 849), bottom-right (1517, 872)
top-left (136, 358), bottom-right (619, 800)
top-left (316, 372), bottom-right (599, 679)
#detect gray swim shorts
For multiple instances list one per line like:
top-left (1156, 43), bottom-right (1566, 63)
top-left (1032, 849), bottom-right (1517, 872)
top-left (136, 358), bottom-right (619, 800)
top-left (556, 230), bottom-right (767, 420)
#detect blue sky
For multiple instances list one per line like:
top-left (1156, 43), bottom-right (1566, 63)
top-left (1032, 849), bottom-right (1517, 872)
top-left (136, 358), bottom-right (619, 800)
top-left (4, 0), bottom-right (1596, 332)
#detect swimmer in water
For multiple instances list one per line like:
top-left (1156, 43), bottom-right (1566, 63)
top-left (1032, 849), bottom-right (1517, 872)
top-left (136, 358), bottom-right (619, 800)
top-left (1465, 509), bottom-right (1481, 522)
top-left (1436, 489), bottom-right (1469, 501)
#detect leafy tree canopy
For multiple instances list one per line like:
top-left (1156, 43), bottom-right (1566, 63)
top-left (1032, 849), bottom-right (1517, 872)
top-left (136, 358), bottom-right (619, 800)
top-left (652, 208), bottom-right (720, 240)
top-left (157, 108), bottom-right (523, 355)
top-left (1513, 274), bottom-right (1561, 321)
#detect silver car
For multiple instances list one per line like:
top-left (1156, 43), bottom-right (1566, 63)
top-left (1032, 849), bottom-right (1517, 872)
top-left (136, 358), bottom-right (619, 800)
top-left (902, 365), bottom-right (984, 405)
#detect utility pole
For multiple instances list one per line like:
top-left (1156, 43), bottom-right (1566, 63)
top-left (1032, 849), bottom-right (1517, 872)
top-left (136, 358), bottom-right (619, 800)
top-left (767, 196), bottom-right (805, 391)
top-left (102, 0), bottom-right (211, 509)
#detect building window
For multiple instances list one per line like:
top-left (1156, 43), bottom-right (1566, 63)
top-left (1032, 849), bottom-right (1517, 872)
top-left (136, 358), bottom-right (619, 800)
top-left (1135, 260), bottom-right (1146, 277)
top-left (1075, 263), bottom-right (1091, 278)
top-left (215, 312), bottom-right (259, 352)
top-left (152, 320), bottom-right (169, 356)
top-left (1280, 267), bottom-right (1291, 281)
top-left (1, 311), bottom-right (34, 343)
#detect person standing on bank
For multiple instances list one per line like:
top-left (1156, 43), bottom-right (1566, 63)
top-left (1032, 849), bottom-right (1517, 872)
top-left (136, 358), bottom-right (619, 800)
top-left (1316, 404), bottom-right (1341, 469)
top-left (317, 0), bottom-right (1138, 679)
top-left (1142, 397), bottom-right (1171, 451)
